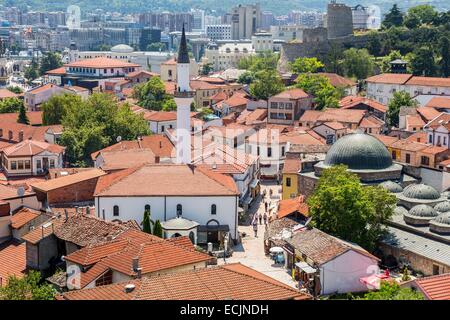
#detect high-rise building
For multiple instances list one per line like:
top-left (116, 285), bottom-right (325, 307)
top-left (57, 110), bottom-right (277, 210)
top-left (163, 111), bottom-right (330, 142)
top-left (191, 9), bottom-right (205, 32)
top-left (230, 4), bottom-right (261, 40)
top-left (260, 11), bottom-right (274, 31)
top-left (206, 25), bottom-right (232, 41)
top-left (138, 12), bottom-right (193, 33)
top-left (47, 11), bottom-right (66, 28)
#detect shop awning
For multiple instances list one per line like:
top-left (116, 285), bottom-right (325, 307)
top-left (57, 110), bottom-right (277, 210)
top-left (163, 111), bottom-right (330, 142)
top-left (359, 273), bottom-right (390, 290)
top-left (295, 262), bottom-right (317, 274)
top-left (249, 178), bottom-right (259, 189)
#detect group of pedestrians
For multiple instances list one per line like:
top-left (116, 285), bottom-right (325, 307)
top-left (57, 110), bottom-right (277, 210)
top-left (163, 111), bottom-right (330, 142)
top-left (252, 188), bottom-right (273, 238)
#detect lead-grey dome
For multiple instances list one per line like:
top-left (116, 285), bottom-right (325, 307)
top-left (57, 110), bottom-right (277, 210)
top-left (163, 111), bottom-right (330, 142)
top-left (323, 133), bottom-right (392, 170)
top-left (111, 44), bottom-right (134, 53)
top-left (432, 212), bottom-right (450, 225)
top-left (430, 212), bottom-right (450, 234)
top-left (402, 184), bottom-right (441, 200)
top-left (160, 217), bottom-right (199, 230)
top-left (379, 181), bottom-right (403, 193)
top-left (394, 206), bottom-right (408, 216)
top-left (408, 204), bottom-right (438, 218)
top-left (433, 201), bottom-right (450, 213)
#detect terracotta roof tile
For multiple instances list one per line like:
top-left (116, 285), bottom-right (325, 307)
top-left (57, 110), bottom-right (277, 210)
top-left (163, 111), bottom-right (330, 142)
top-left (272, 88), bottom-right (310, 100)
top-left (424, 113), bottom-right (450, 130)
top-left (65, 57), bottom-right (140, 69)
top-left (45, 67), bottom-right (66, 75)
top-left (339, 96), bottom-right (387, 113)
top-left (425, 97), bottom-right (450, 109)
top-left (277, 196), bottom-right (309, 219)
top-left (366, 73), bottom-right (413, 84)
top-left (3, 139), bottom-right (65, 157)
top-left (317, 73), bottom-right (356, 87)
top-left (407, 76), bottom-right (450, 87)
top-left (0, 241), bottom-right (26, 286)
top-left (414, 273), bottom-right (450, 300)
top-left (59, 263), bottom-right (310, 300)
top-left (31, 169), bottom-right (106, 192)
top-left (10, 207), bottom-right (40, 229)
top-left (0, 89), bottom-right (19, 99)
top-left (283, 158), bottom-right (301, 174)
top-left (97, 149), bottom-right (156, 171)
top-left (369, 134), bottom-right (399, 147)
top-left (416, 107), bottom-right (441, 122)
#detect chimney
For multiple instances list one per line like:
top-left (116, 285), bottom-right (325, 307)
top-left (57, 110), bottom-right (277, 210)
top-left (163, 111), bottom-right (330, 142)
top-left (132, 257), bottom-right (139, 272)
top-left (18, 130), bottom-right (24, 142)
top-left (0, 128), bottom-right (3, 137)
top-left (106, 235), bottom-right (113, 241)
top-left (64, 209), bottom-right (68, 221)
top-left (159, 141), bottom-right (162, 148)
top-left (8, 130), bottom-right (12, 141)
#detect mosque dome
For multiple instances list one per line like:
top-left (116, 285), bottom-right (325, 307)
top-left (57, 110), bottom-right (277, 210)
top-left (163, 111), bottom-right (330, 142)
top-left (402, 184), bottom-right (441, 200)
top-left (323, 133), bottom-right (392, 170)
top-left (433, 201), bottom-right (450, 213)
top-left (408, 204), bottom-right (438, 218)
top-left (430, 212), bottom-right (450, 234)
top-left (379, 181), bottom-right (403, 193)
top-left (111, 44), bottom-right (134, 53)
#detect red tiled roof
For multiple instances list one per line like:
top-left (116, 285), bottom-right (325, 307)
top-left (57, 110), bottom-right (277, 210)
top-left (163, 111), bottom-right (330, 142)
top-left (359, 116), bottom-right (384, 129)
top-left (0, 241), bottom-right (26, 286)
top-left (300, 109), bottom-right (366, 124)
top-left (414, 273), bottom-right (450, 300)
top-left (31, 169), bottom-right (106, 192)
top-left (0, 88), bottom-right (19, 99)
top-left (127, 70), bottom-right (158, 78)
top-left (317, 73), bottom-right (356, 87)
top-left (420, 145), bottom-right (448, 155)
top-left (370, 134), bottom-right (399, 147)
top-left (277, 196), bottom-right (309, 219)
top-left (144, 111), bottom-right (177, 122)
top-left (189, 80), bottom-right (219, 90)
top-left (65, 57), bottom-right (140, 69)
top-left (416, 107), bottom-right (441, 122)
top-left (58, 263), bottom-right (310, 300)
top-left (405, 131), bottom-right (427, 143)
top-left (283, 158), bottom-right (301, 174)
top-left (3, 139), bottom-right (65, 157)
top-left (339, 96), bottom-right (387, 113)
top-left (27, 83), bottom-right (59, 95)
top-left (0, 111), bottom-right (43, 126)
top-left (45, 67), bottom-right (67, 75)
top-left (425, 97), bottom-right (450, 109)
top-left (10, 207), bottom-right (41, 229)
top-left (272, 88), bottom-right (310, 100)
top-left (424, 112), bottom-right (450, 130)
top-left (407, 76), bottom-right (450, 87)
top-left (366, 73), bottom-right (413, 84)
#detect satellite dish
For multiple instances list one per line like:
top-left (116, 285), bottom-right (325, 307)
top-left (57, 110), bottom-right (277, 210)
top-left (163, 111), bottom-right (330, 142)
top-left (116, 136), bottom-right (122, 143)
top-left (17, 186), bottom-right (25, 197)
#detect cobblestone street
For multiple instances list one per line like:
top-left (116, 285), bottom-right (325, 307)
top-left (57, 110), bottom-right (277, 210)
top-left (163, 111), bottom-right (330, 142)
top-left (218, 181), bottom-right (297, 288)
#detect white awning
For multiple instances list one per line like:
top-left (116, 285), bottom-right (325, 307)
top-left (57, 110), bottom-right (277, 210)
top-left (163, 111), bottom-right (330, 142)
top-left (295, 262), bottom-right (317, 274)
top-left (249, 178), bottom-right (259, 189)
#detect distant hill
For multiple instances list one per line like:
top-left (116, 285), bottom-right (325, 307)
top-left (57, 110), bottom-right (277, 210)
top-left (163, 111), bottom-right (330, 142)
top-left (0, 0), bottom-right (449, 16)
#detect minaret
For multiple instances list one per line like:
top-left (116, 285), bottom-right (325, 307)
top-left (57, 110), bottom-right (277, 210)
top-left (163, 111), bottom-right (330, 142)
top-left (176, 24), bottom-right (190, 93)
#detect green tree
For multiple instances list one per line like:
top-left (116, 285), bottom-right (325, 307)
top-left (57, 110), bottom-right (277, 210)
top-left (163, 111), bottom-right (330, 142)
top-left (359, 281), bottom-right (423, 300)
top-left (249, 70), bottom-right (284, 100)
top-left (404, 5), bottom-right (438, 29)
top-left (295, 73), bottom-right (341, 110)
top-left (59, 93), bottom-right (150, 166)
top-left (383, 4), bottom-right (404, 29)
top-left (238, 52), bottom-right (279, 72)
top-left (6, 86), bottom-right (23, 94)
top-left (380, 50), bottom-right (404, 73)
top-left (146, 42), bottom-right (166, 52)
top-left (410, 46), bottom-right (436, 76)
top-left (307, 165), bottom-right (396, 251)
top-left (153, 219), bottom-right (163, 238)
top-left (39, 52), bottom-right (63, 75)
top-left (237, 71), bottom-right (255, 85)
top-left (24, 59), bottom-right (39, 81)
top-left (439, 36), bottom-right (450, 77)
top-left (201, 63), bottom-right (213, 75)
top-left (366, 31), bottom-right (383, 56)
top-left (0, 97), bottom-right (23, 113)
top-left (42, 93), bottom-right (81, 125)
top-left (17, 103), bottom-right (29, 124)
top-left (387, 91), bottom-right (418, 127)
top-left (133, 76), bottom-right (176, 111)
top-left (341, 48), bottom-right (375, 80)
top-left (142, 209), bottom-right (152, 234)
top-left (0, 270), bottom-right (55, 300)
top-left (290, 57), bottom-right (324, 74)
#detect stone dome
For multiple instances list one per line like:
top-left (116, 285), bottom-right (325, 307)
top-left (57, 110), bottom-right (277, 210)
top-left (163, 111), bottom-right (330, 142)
top-left (111, 44), bottom-right (134, 53)
top-left (160, 217), bottom-right (199, 230)
top-left (379, 181), bottom-right (403, 193)
top-left (402, 184), bottom-right (441, 200)
top-left (430, 212), bottom-right (450, 234)
top-left (394, 206), bottom-right (408, 216)
top-left (433, 201), bottom-right (450, 213)
top-left (323, 133), bottom-right (392, 170)
top-left (408, 204), bottom-right (438, 218)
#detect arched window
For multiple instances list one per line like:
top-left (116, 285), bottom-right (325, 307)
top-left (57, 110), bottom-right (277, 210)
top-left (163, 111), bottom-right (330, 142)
top-left (145, 204), bottom-right (151, 212)
top-left (113, 205), bottom-right (119, 216)
top-left (176, 204), bottom-right (182, 216)
top-left (211, 204), bottom-right (217, 215)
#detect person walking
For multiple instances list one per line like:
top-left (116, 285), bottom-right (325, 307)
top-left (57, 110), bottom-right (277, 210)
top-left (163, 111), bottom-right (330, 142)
top-left (252, 219), bottom-right (258, 238)
top-left (258, 212), bottom-right (262, 225)
top-left (263, 212), bottom-right (268, 225)
top-left (264, 201), bottom-right (268, 212)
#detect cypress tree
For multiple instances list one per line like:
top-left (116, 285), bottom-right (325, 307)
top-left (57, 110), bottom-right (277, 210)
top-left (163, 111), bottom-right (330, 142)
top-left (17, 104), bottom-right (29, 125)
top-left (142, 209), bottom-right (152, 234)
top-left (153, 220), bottom-right (163, 238)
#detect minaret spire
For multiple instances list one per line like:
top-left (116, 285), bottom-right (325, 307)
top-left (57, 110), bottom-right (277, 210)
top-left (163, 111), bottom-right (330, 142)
top-left (177, 24), bottom-right (190, 64)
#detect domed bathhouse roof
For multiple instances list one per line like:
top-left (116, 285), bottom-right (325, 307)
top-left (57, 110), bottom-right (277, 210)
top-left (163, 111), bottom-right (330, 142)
top-left (111, 44), bottom-right (134, 53)
top-left (404, 204), bottom-right (439, 226)
top-left (160, 217), bottom-right (199, 231)
top-left (379, 181), bottom-right (403, 193)
top-left (430, 212), bottom-right (450, 234)
top-left (433, 201), bottom-right (450, 213)
top-left (393, 206), bottom-right (408, 216)
top-left (322, 133), bottom-right (393, 170)
top-left (402, 184), bottom-right (441, 200)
